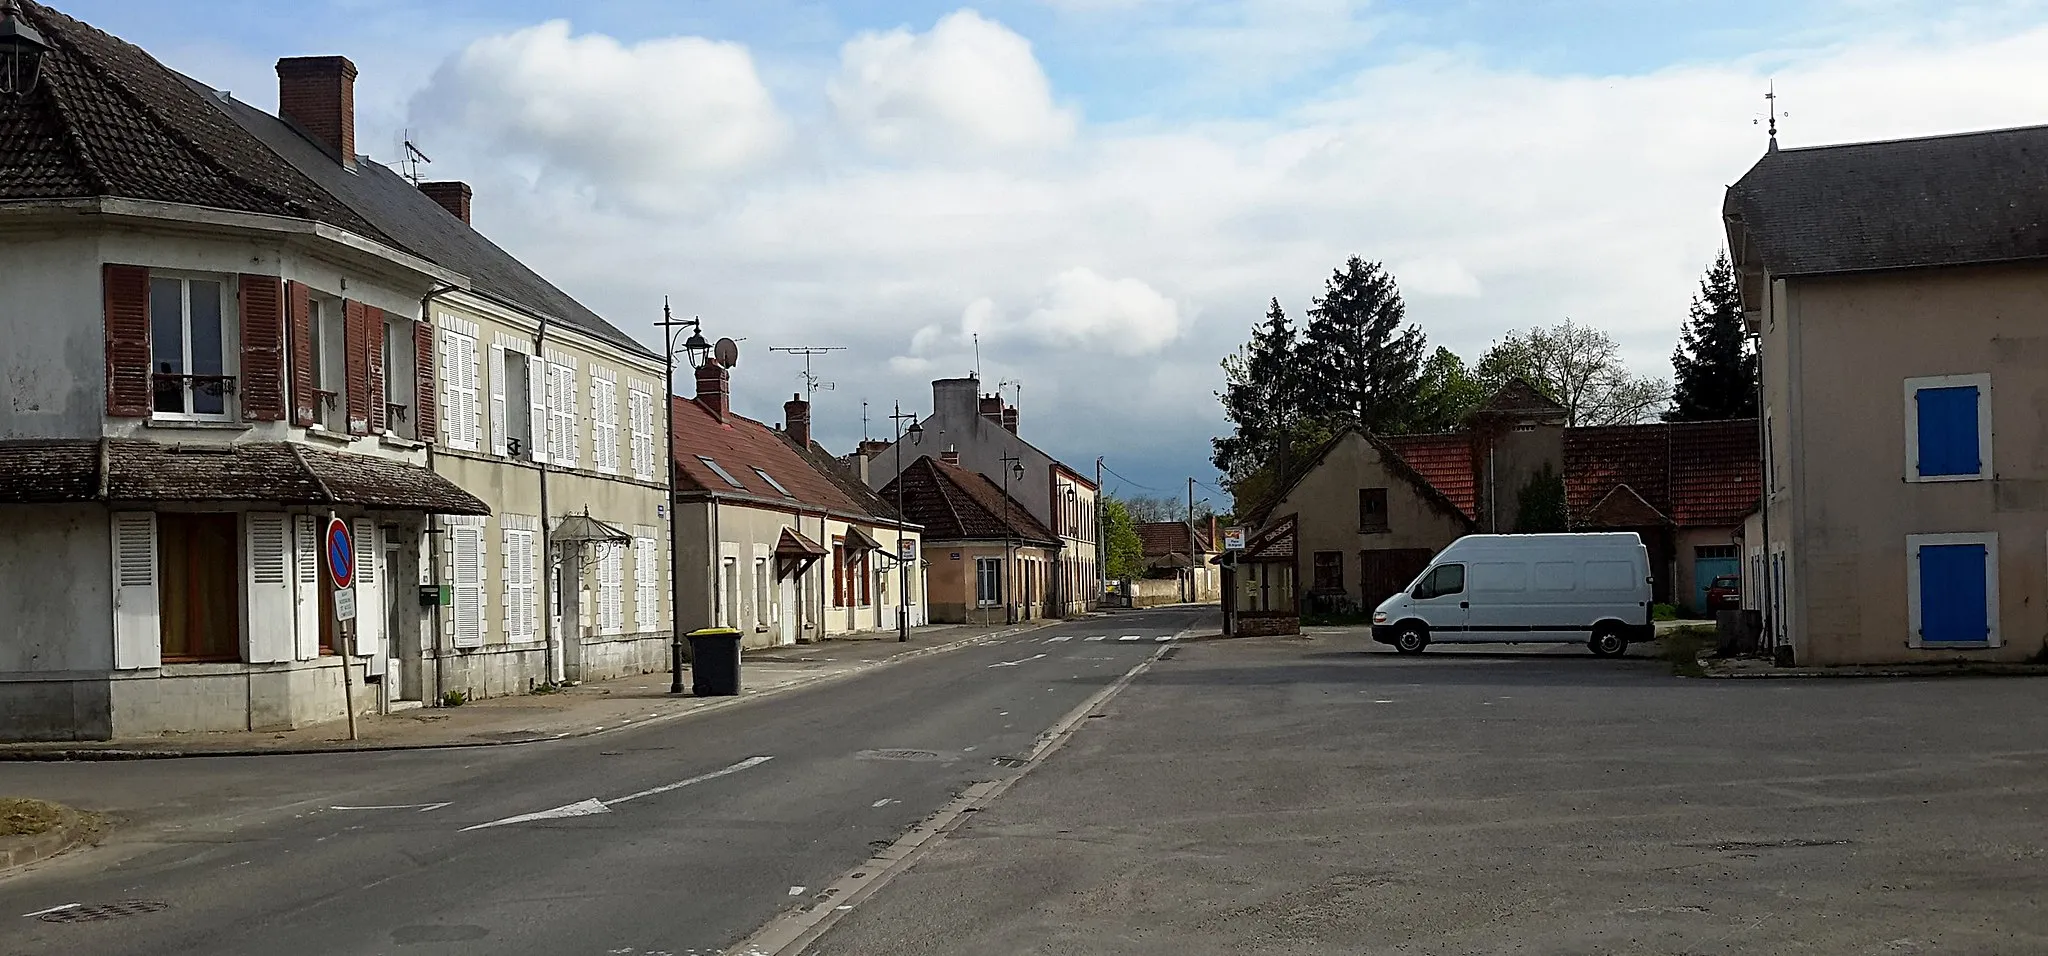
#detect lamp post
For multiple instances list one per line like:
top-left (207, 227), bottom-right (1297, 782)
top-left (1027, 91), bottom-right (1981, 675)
top-left (1000, 455), bottom-right (1024, 624)
top-left (656, 300), bottom-right (712, 695)
top-left (889, 403), bottom-right (924, 641)
top-left (0, 0), bottom-right (48, 99)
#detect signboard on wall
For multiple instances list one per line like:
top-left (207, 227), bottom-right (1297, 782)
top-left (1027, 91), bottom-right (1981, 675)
top-left (1223, 527), bottom-right (1247, 551)
top-left (900, 539), bottom-right (918, 561)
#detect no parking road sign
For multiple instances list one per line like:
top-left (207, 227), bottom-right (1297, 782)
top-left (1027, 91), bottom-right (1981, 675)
top-left (325, 518), bottom-right (357, 620)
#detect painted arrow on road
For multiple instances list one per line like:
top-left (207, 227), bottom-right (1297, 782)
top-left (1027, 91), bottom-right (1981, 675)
top-left (462, 756), bottom-right (773, 832)
top-left (329, 803), bottom-right (451, 813)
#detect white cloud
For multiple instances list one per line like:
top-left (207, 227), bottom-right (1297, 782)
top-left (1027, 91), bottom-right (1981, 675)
top-left (828, 10), bottom-right (1076, 156)
top-left (1392, 256), bottom-right (1483, 299)
top-left (1026, 269), bottom-right (1183, 354)
top-left (409, 21), bottom-right (786, 206)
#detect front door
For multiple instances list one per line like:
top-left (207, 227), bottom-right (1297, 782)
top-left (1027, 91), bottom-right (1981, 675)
top-left (777, 578), bottom-right (797, 646)
top-left (386, 539), bottom-right (420, 702)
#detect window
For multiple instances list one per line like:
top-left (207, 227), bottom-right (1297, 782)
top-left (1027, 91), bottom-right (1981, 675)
top-left (699, 456), bottom-right (745, 489)
top-left (1359, 488), bottom-right (1389, 533)
top-left (1532, 561), bottom-right (1576, 591)
top-left (976, 557), bottom-right (1002, 607)
top-left (503, 526), bottom-right (538, 642)
top-left (1469, 562), bottom-right (1527, 592)
top-left (157, 513), bottom-right (241, 660)
top-left (1908, 533), bottom-right (1999, 648)
top-left (1906, 374), bottom-right (1992, 481)
top-left (1695, 545), bottom-right (1738, 560)
top-left (591, 372), bottom-right (620, 473)
top-left (598, 546), bottom-right (624, 635)
top-left (1584, 560), bottom-right (1636, 592)
top-left (629, 388), bottom-right (656, 480)
top-left (312, 297), bottom-right (347, 431)
top-left (1412, 563), bottom-right (1464, 600)
top-left (439, 319), bottom-right (481, 451)
top-left (545, 357), bottom-right (579, 466)
top-left (752, 468), bottom-right (793, 497)
top-left (1312, 551), bottom-right (1345, 592)
top-left (497, 348), bottom-right (537, 459)
top-left (451, 524), bottom-right (485, 647)
top-left (832, 541), bottom-right (847, 607)
top-left (721, 556), bottom-right (740, 627)
top-left (151, 275), bottom-right (235, 420)
top-left (382, 314), bottom-right (416, 439)
top-left (754, 557), bottom-right (770, 630)
top-left (635, 535), bottom-right (659, 632)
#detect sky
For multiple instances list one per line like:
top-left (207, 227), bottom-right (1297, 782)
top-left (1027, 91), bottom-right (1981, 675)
top-left (55, 0), bottom-right (2048, 502)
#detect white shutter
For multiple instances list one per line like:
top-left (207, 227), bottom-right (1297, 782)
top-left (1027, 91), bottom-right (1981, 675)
top-left (464, 336), bottom-right (483, 451)
top-left (352, 520), bottom-right (382, 665)
top-left (561, 365), bottom-right (580, 468)
top-left (111, 512), bottom-right (160, 670)
top-left (629, 391), bottom-right (654, 479)
top-left (452, 525), bottom-right (484, 648)
top-left (543, 365), bottom-right (560, 462)
top-left (294, 514), bottom-right (320, 660)
top-left (604, 548), bottom-right (624, 634)
top-left (520, 531), bottom-right (538, 640)
top-left (489, 344), bottom-right (508, 456)
top-left (245, 513), bottom-right (294, 663)
top-left (439, 330), bottom-right (458, 449)
top-left (528, 358), bottom-right (548, 464)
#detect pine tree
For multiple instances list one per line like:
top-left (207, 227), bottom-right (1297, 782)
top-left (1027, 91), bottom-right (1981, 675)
top-left (1296, 257), bottom-right (1426, 433)
top-left (1667, 251), bottom-right (1757, 421)
top-left (1212, 298), bottom-right (1301, 489)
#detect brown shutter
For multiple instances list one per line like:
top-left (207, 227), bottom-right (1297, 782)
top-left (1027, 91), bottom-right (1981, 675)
top-left (365, 306), bottom-right (386, 433)
top-left (286, 280), bottom-right (316, 426)
top-left (103, 264), bottom-right (151, 417)
top-left (413, 318), bottom-right (437, 442)
top-left (343, 299), bottom-right (370, 435)
top-left (238, 275), bottom-right (286, 421)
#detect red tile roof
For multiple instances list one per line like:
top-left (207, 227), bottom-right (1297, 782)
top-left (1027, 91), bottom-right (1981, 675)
top-left (670, 396), bottom-right (876, 518)
top-left (1565, 419), bottom-right (1760, 529)
top-left (1136, 521), bottom-right (1210, 558)
top-left (880, 456), bottom-right (1058, 545)
top-left (1380, 433), bottom-right (1476, 519)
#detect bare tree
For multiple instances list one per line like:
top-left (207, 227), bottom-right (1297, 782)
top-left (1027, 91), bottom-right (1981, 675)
top-left (1477, 319), bottom-right (1670, 427)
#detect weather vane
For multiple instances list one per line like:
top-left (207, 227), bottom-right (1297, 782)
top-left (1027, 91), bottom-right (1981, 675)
top-left (1754, 81), bottom-right (1788, 149)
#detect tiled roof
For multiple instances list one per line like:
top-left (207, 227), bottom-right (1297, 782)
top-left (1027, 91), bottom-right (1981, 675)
top-left (786, 434), bottom-right (902, 525)
top-left (2, 2), bottom-right (392, 243)
top-left (1583, 484), bottom-right (1670, 528)
top-left (1136, 521), bottom-right (1210, 558)
top-left (1725, 125), bottom-right (2048, 277)
top-left (1564, 419), bottom-right (1759, 529)
top-left (1380, 433), bottom-right (1476, 520)
top-left (880, 456), bottom-right (1058, 545)
top-left (0, 439), bottom-right (488, 513)
top-left (669, 396), bottom-right (880, 520)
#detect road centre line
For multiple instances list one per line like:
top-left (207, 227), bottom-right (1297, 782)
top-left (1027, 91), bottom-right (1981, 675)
top-left (462, 755), bottom-right (773, 831)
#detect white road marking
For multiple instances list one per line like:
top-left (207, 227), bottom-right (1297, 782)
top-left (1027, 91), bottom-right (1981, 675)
top-left (1119, 635), bottom-right (1141, 642)
top-left (1047, 635), bottom-right (1074, 643)
top-left (963, 746), bottom-right (978, 752)
top-left (329, 802), bottom-right (450, 813)
top-left (871, 798), bottom-right (897, 808)
top-left (989, 654), bottom-right (1047, 668)
top-left (1374, 699), bottom-right (1396, 704)
top-left (22, 903), bottom-right (81, 918)
top-left (1155, 636), bottom-right (1173, 642)
top-left (1085, 636), bottom-right (1107, 642)
top-left (789, 886), bottom-right (807, 896)
top-left (464, 756), bottom-right (774, 831)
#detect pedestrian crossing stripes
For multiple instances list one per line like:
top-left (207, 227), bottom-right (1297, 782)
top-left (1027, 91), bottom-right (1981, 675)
top-left (1047, 635), bottom-right (1073, 643)
top-left (1119, 635), bottom-right (1141, 642)
top-left (1085, 635), bottom-right (1107, 642)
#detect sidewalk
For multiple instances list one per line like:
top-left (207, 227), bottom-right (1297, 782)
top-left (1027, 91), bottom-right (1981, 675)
top-left (0, 619), bottom-right (1063, 761)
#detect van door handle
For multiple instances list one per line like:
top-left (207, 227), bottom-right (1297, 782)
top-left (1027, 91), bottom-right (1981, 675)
top-left (1460, 601), bottom-right (1469, 609)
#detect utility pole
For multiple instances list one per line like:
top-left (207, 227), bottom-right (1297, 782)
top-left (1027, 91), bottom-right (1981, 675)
top-left (770, 346), bottom-right (846, 405)
top-left (1096, 456), bottom-right (1105, 606)
top-left (890, 402), bottom-right (923, 641)
top-left (1001, 454), bottom-right (1023, 624)
top-left (1187, 477), bottom-right (1197, 603)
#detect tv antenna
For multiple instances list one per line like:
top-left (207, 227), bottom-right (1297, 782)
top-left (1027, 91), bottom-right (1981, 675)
top-left (1754, 81), bottom-right (1788, 149)
top-left (399, 130), bottom-right (432, 185)
top-left (998, 378), bottom-right (1022, 415)
top-left (861, 400), bottom-right (871, 441)
top-left (770, 346), bottom-right (846, 404)
top-left (972, 333), bottom-right (981, 382)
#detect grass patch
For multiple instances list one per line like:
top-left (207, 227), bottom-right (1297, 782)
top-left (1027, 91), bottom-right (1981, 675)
top-left (1652, 603), bottom-right (1679, 622)
top-left (0, 798), bottom-right (66, 837)
top-left (1662, 625), bottom-right (1715, 678)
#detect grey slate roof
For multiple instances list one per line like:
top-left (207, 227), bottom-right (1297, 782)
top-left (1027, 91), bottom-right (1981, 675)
top-left (1725, 125), bottom-right (2048, 277)
top-left (0, 439), bottom-right (490, 514)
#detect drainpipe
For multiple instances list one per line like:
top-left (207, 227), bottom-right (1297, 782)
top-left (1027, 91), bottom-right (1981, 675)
top-left (420, 283), bottom-right (458, 705)
top-left (536, 309), bottom-right (559, 686)
top-left (1755, 321), bottom-right (1773, 658)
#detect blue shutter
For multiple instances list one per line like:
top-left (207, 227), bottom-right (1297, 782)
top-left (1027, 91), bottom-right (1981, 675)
top-left (1915, 386), bottom-right (1981, 476)
top-left (1918, 543), bottom-right (1989, 644)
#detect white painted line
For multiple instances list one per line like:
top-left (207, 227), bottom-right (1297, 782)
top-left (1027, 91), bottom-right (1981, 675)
top-left (329, 802), bottom-right (450, 813)
top-left (1374, 699), bottom-right (1396, 704)
top-left (988, 654), bottom-right (1047, 668)
top-left (835, 905), bottom-right (853, 911)
top-left (22, 903), bottom-right (81, 919)
top-left (871, 798), bottom-right (897, 808)
top-left (609, 755), bottom-right (775, 806)
top-left (1154, 635), bottom-right (1173, 642)
top-left (963, 746), bottom-right (977, 752)
top-left (789, 886), bottom-right (807, 896)
top-left (462, 797), bottom-right (609, 831)
top-left (1047, 635), bottom-right (1074, 643)
top-left (1085, 636), bottom-right (1107, 642)
top-left (1119, 635), bottom-right (1141, 642)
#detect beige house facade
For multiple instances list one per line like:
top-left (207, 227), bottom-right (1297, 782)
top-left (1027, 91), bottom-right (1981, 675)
top-left (1726, 124), bottom-right (2048, 665)
top-left (884, 454), bottom-right (1060, 626)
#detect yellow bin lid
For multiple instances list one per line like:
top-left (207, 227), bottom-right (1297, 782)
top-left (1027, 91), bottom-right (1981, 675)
top-left (686, 627), bottom-right (743, 637)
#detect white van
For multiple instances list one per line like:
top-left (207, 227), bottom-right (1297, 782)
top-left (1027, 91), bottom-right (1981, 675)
top-left (1370, 533), bottom-right (1654, 657)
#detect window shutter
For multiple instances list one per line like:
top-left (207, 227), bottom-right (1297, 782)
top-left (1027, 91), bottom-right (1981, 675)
top-left (464, 335), bottom-right (482, 451)
top-left (238, 275), bottom-right (287, 421)
top-left (528, 358), bottom-right (548, 463)
top-left (353, 520), bottom-right (382, 661)
top-left (562, 365), bottom-right (580, 467)
top-left (111, 511), bottom-right (160, 669)
top-left (103, 264), bottom-right (152, 418)
top-left (245, 513), bottom-right (294, 663)
top-left (453, 525), bottom-right (484, 648)
top-left (1915, 386), bottom-right (1983, 477)
top-left (286, 281), bottom-right (318, 426)
top-left (294, 515), bottom-right (321, 660)
top-left (412, 319), bottom-right (437, 442)
top-left (366, 307), bottom-right (387, 433)
top-left (489, 344), bottom-right (508, 456)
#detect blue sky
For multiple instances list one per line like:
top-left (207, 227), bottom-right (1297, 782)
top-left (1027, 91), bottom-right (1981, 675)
top-left (50, 0), bottom-right (2048, 501)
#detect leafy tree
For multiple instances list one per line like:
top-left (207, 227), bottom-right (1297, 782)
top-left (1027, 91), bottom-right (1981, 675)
top-left (1297, 257), bottom-right (1427, 432)
top-left (1101, 497), bottom-right (1147, 580)
top-left (1477, 318), bottom-right (1670, 427)
top-left (1408, 346), bottom-right (1486, 433)
top-left (1515, 464), bottom-right (1568, 533)
top-left (1667, 251), bottom-right (1757, 421)
top-left (1124, 495), bottom-right (1212, 524)
top-left (1212, 298), bottom-right (1301, 492)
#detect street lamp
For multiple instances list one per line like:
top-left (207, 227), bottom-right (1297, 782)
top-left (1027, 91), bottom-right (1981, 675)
top-left (889, 403), bottom-right (923, 641)
top-left (656, 300), bottom-right (713, 694)
top-left (0, 0), bottom-right (49, 98)
top-left (1000, 455), bottom-right (1024, 624)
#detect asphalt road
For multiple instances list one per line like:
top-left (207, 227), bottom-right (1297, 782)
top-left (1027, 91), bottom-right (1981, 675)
top-left (0, 607), bottom-right (1208, 956)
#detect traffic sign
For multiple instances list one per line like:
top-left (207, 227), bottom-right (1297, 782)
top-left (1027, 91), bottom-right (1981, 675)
top-left (899, 538), bottom-right (917, 561)
top-left (325, 518), bottom-right (355, 590)
top-left (1223, 527), bottom-right (1247, 551)
top-left (333, 587), bottom-right (358, 622)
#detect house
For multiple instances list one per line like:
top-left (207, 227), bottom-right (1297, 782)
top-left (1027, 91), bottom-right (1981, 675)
top-left (881, 452), bottom-right (1060, 625)
top-left (1135, 519), bottom-right (1222, 604)
top-left (0, 2), bottom-right (491, 741)
top-left (1724, 123), bottom-right (2048, 665)
top-left (198, 53), bottom-right (674, 702)
top-left (1564, 420), bottom-right (1761, 614)
top-left (671, 366), bottom-right (924, 649)
top-left (862, 378), bottom-right (1099, 617)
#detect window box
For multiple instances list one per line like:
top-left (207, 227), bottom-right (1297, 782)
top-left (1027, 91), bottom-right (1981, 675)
top-left (1904, 374), bottom-right (1992, 482)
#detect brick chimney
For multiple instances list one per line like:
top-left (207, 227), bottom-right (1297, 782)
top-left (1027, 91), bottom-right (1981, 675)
top-left (784, 393), bottom-right (810, 448)
top-left (419, 181), bottom-right (472, 224)
top-left (941, 446), bottom-right (960, 466)
top-left (980, 394), bottom-right (1003, 421)
top-left (695, 364), bottom-right (729, 421)
top-left (1001, 405), bottom-right (1018, 434)
top-left (276, 56), bottom-right (357, 168)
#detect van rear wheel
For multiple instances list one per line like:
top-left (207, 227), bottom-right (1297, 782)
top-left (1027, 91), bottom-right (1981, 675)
top-left (1589, 627), bottom-right (1627, 658)
top-left (1393, 626), bottom-right (1429, 655)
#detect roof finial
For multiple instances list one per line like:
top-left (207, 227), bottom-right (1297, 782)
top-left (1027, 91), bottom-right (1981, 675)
top-left (1755, 80), bottom-right (1787, 153)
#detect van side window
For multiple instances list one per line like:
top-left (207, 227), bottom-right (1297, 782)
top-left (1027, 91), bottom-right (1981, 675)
top-left (1414, 563), bottom-right (1465, 599)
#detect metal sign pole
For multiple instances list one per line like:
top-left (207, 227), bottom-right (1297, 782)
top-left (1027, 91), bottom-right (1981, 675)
top-left (327, 512), bottom-right (360, 741)
top-left (340, 617), bottom-right (358, 740)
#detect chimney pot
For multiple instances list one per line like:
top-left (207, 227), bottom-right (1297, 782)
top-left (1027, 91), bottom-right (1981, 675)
top-left (784, 392), bottom-right (811, 448)
top-left (276, 56), bottom-right (357, 168)
top-left (695, 364), bottom-right (730, 421)
top-left (941, 446), bottom-right (960, 466)
top-left (419, 181), bottom-right (472, 224)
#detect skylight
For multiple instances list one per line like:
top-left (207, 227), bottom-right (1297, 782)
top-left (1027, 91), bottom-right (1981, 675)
top-left (753, 467), bottom-right (794, 498)
top-left (698, 456), bottom-right (745, 489)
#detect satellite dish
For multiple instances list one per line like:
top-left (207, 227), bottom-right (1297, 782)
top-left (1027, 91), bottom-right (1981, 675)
top-left (714, 337), bottom-right (740, 369)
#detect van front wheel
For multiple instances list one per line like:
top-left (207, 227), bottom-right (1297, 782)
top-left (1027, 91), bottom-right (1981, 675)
top-left (1589, 627), bottom-right (1627, 658)
top-left (1393, 626), bottom-right (1429, 655)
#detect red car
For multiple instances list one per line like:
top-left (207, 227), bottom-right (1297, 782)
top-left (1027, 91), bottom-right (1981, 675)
top-left (1705, 575), bottom-right (1742, 611)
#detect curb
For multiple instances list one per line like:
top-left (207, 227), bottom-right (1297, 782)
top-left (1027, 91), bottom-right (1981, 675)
top-left (0, 808), bottom-right (99, 875)
top-left (1698, 664), bottom-right (2048, 679)
top-left (0, 620), bottom-right (1066, 762)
